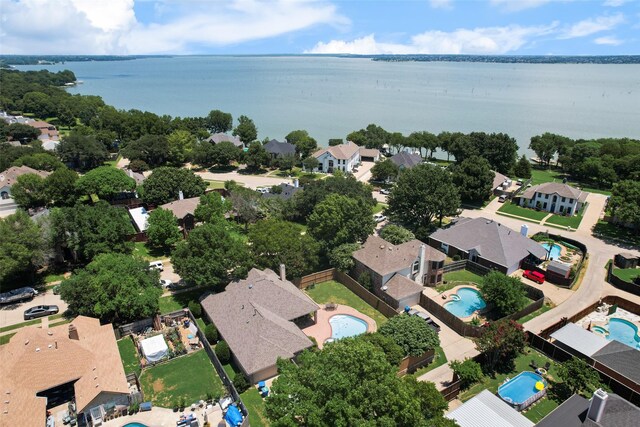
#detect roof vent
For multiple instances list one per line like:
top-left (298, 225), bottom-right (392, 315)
top-left (248, 284), bottom-right (253, 289)
top-left (47, 331), bottom-right (53, 336)
top-left (48, 344), bottom-right (52, 349)
top-left (381, 286), bottom-right (388, 292)
top-left (380, 245), bottom-right (385, 249)
top-left (24, 340), bottom-right (29, 345)
top-left (35, 348), bottom-right (40, 352)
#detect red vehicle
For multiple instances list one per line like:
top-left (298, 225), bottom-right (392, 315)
top-left (523, 270), bottom-right (545, 284)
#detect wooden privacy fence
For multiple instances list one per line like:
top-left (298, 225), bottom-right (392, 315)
top-left (607, 260), bottom-right (640, 296)
top-left (442, 259), bottom-right (492, 276)
top-left (294, 269), bottom-right (335, 289)
top-left (398, 349), bottom-right (435, 376)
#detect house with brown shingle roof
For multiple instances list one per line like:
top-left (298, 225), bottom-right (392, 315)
top-left (516, 182), bottom-right (588, 216)
top-left (0, 316), bottom-right (130, 427)
top-left (159, 195), bottom-right (200, 233)
top-left (0, 166), bottom-right (52, 216)
top-left (312, 141), bottom-right (361, 173)
top-left (201, 268), bottom-right (319, 383)
top-left (353, 235), bottom-right (446, 308)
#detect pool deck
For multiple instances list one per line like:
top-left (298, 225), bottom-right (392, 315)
top-left (575, 306), bottom-right (640, 340)
top-left (100, 404), bottom-right (224, 427)
top-left (436, 284), bottom-right (487, 322)
top-left (302, 305), bottom-right (376, 349)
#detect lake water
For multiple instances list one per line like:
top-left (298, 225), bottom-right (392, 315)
top-left (16, 56), bottom-right (640, 154)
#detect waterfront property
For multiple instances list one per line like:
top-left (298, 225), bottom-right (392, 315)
top-left (201, 267), bottom-right (319, 383)
top-left (312, 141), bottom-right (361, 173)
top-left (429, 217), bottom-right (547, 275)
top-left (446, 389), bottom-right (534, 427)
top-left (515, 182), bottom-right (587, 216)
top-left (389, 151), bottom-right (423, 170)
top-left (263, 139), bottom-right (296, 159)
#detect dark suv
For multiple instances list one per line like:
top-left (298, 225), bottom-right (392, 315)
top-left (24, 305), bottom-right (59, 320)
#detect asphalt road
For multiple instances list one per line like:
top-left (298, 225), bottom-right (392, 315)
top-left (0, 289), bottom-right (68, 329)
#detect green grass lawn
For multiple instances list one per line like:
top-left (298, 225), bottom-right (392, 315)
top-left (497, 202), bottom-right (549, 222)
top-left (613, 268), bottom-right (640, 283)
top-left (593, 221), bottom-right (640, 246)
top-left (43, 272), bottom-right (67, 283)
top-left (49, 319), bottom-right (73, 327)
top-left (242, 387), bottom-right (269, 427)
top-left (544, 203), bottom-right (587, 229)
top-left (412, 346), bottom-right (447, 377)
top-left (459, 347), bottom-right (560, 422)
top-left (0, 313), bottom-right (67, 334)
top-left (140, 350), bottom-right (225, 408)
top-left (305, 280), bottom-right (388, 327)
top-left (133, 242), bottom-right (171, 261)
top-left (529, 167), bottom-right (611, 196)
top-left (518, 303), bottom-right (553, 324)
top-left (158, 288), bottom-right (207, 314)
top-left (206, 180), bottom-right (238, 190)
top-left (117, 336), bottom-right (141, 376)
top-left (372, 202), bottom-right (387, 214)
top-left (441, 270), bottom-right (484, 288)
top-left (0, 333), bottom-right (17, 345)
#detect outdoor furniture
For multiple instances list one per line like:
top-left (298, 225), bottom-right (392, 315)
top-left (325, 303), bottom-right (337, 310)
top-left (140, 401), bottom-right (152, 412)
top-left (530, 360), bottom-right (538, 370)
top-left (544, 362), bottom-right (551, 371)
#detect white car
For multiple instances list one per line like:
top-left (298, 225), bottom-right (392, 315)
top-left (498, 195), bottom-right (507, 203)
top-left (380, 188), bottom-right (390, 195)
top-left (159, 279), bottom-right (173, 288)
top-left (149, 261), bottom-right (164, 271)
top-left (373, 213), bottom-right (387, 223)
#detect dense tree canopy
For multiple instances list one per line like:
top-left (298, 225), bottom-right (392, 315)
top-left (0, 210), bottom-right (46, 287)
top-left (10, 173), bottom-right (48, 210)
top-left (12, 152), bottom-right (63, 171)
top-left (327, 242), bottom-right (361, 271)
top-left (371, 158), bottom-right (399, 182)
top-left (513, 155), bottom-right (532, 179)
top-left (166, 129), bottom-right (195, 165)
top-left (285, 129), bottom-right (317, 159)
top-left (557, 357), bottom-right (602, 396)
top-left (121, 134), bottom-right (169, 168)
top-left (529, 133), bottom-right (570, 168)
top-left (244, 141), bottom-right (270, 170)
top-left (609, 180), bottom-right (640, 228)
top-left (479, 271), bottom-right (529, 318)
top-left (206, 109), bottom-right (233, 133)
top-left (194, 192), bottom-right (231, 223)
top-left (146, 207), bottom-right (182, 249)
top-left (266, 338), bottom-right (451, 427)
top-left (248, 219), bottom-right (320, 279)
top-left (45, 166), bottom-right (79, 207)
top-left (233, 115), bottom-right (258, 146)
top-left (56, 132), bottom-right (108, 170)
top-left (379, 224), bottom-right (415, 244)
top-left (59, 253), bottom-right (162, 324)
top-left (347, 124), bottom-right (391, 149)
top-left (228, 186), bottom-right (261, 231)
top-left (294, 173), bottom-right (375, 219)
top-left (379, 314), bottom-right (440, 357)
top-left (171, 221), bottom-right (252, 289)
top-left (75, 166), bottom-right (136, 200)
top-left (140, 167), bottom-right (207, 205)
top-left (475, 319), bottom-right (527, 372)
top-left (408, 131), bottom-right (439, 158)
top-left (6, 123), bottom-right (41, 142)
top-left (450, 156), bottom-right (494, 202)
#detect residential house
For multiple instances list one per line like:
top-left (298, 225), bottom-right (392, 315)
top-left (0, 166), bottom-right (52, 216)
top-left (312, 141), bottom-right (361, 173)
top-left (262, 180), bottom-right (303, 201)
top-left (446, 389), bottom-right (534, 427)
top-left (353, 235), bottom-right (446, 308)
top-left (129, 206), bottom-right (150, 232)
top-left (159, 195), bottom-right (201, 234)
top-left (263, 139), bottom-right (296, 159)
top-left (390, 151), bottom-right (423, 170)
top-left (428, 217), bottom-right (548, 274)
top-left (516, 182), bottom-right (588, 216)
top-left (27, 120), bottom-right (59, 141)
top-left (0, 316), bottom-right (131, 427)
top-left (359, 147), bottom-right (381, 162)
top-left (206, 132), bottom-right (244, 148)
top-left (201, 267), bottom-right (319, 383)
top-left (536, 389), bottom-right (640, 427)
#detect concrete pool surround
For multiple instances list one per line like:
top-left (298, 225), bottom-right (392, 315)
top-left (302, 305), bottom-right (376, 349)
top-left (440, 285), bottom-right (487, 321)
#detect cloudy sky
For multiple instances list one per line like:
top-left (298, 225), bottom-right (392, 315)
top-left (1, 0), bottom-right (638, 55)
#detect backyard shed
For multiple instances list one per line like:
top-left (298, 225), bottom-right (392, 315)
top-left (547, 260), bottom-right (572, 279)
top-left (140, 334), bottom-right (169, 362)
top-left (549, 323), bottom-right (608, 358)
top-left (445, 389), bottom-right (534, 427)
top-left (615, 253), bottom-right (639, 269)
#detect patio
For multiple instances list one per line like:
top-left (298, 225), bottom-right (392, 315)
top-left (302, 305), bottom-right (376, 349)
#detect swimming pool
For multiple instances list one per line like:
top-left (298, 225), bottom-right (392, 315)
top-left (598, 318), bottom-right (640, 349)
top-left (541, 243), bottom-right (562, 260)
top-left (498, 371), bottom-right (546, 410)
top-left (444, 287), bottom-right (486, 318)
top-left (123, 423), bottom-right (149, 427)
top-left (329, 314), bottom-right (368, 340)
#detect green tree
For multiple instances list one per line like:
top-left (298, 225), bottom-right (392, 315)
top-left (328, 138), bottom-right (343, 146)
top-left (379, 314), bottom-right (440, 357)
top-left (211, 140), bottom-right (241, 166)
top-left (140, 167), bottom-right (207, 205)
top-left (58, 253), bottom-right (162, 324)
top-left (285, 129), bottom-right (317, 159)
top-left (146, 207), bottom-right (182, 249)
top-left (557, 357), bottom-right (602, 395)
top-left (206, 109), bottom-right (233, 133)
top-left (75, 166), bottom-right (136, 200)
top-left (244, 141), bottom-right (270, 170)
top-left (450, 358), bottom-right (483, 389)
top-left (215, 340), bottom-right (230, 363)
top-left (228, 186), bottom-right (261, 231)
top-left (171, 221), bottom-right (252, 289)
top-left (529, 133), bottom-right (568, 168)
top-left (121, 134), bottom-right (169, 168)
top-left (10, 173), bottom-right (48, 210)
top-left (204, 323), bottom-right (218, 344)
top-left (233, 372), bottom-right (250, 393)
top-left (371, 158), bottom-right (399, 182)
top-left (191, 140), bottom-right (217, 168)
top-left (194, 192), bottom-right (231, 223)
top-left (302, 156), bottom-right (319, 172)
top-left (276, 154), bottom-right (296, 171)
top-left (6, 123), bottom-right (40, 142)
top-left (327, 242), bottom-right (361, 271)
top-left (294, 173), bottom-right (375, 219)
top-left (379, 224), bottom-right (415, 244)
top-left (479, 271), bottom-right (528, 318)
top-left (514, 155), bottom-right (532, 179)
top-left (45, 166), bottom-right (79, 206)
top-left (248, 219), bottom-right (320, 279)
top-left (450, 156), bottom-right (494, 202)
top-left (232, 115), bottom-right (258, 146)
top-left (608, 180), bottom-right (640, 228)
top-left (12, 152), bottom-right (63, 171)
top-left (357, 333), bottom-right (405, 366)
top-left (167, 129), bottom-right (195, 165)
top-left (49, 202), bottom-right (134, 263)
top-left (387, 164), bottom-right (460, 230)
top-left (474, 319), bottom-right (527, 372)
top-left (0, 210), bottom-right (45, 287)
top-left (308, 194), bottom-right (375, 250)
top-left (409, 131), bottom-right (439, 158)
top-left (56, 132), bottom-right (108, 170)
top-left (266, 338), bottom-right (450, 426)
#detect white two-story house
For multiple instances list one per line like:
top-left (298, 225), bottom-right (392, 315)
top-left (516, 182), bottom-right (588, 216)
top-left (312, 142), bottom-right (361, 173)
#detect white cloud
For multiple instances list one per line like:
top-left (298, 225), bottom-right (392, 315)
top-left (490, 0), bottom-right (555, 12)
top-left (429, 0), bottom-right (453, 9)
top-left (0, 0), bottom-right (349, 54)
top-left (306, 23), bottom-right (558, 54)
top-left (594, 35), bottom-right (624, 45)
top-left (603, 0), bottom-right (631, 6)
top-left (559, 13), bottom-right (625, 38)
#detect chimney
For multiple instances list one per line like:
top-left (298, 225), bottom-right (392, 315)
top-left (520, 224), bottom-right (528, 237)
top-left (587, 389), bottom-right (608, 423)
top-left (279, 264), bottom-right (286, 281)
top-left (294, 178), bottom-right (299, 188)
top-left (68, 324), bottom-right (79, 340)
top-left (178, 190), bottom-right (184, 200)
top-left (416, 244), bottom-right (426, 284)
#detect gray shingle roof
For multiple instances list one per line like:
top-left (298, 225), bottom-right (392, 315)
top-left (447, 389), bottom-right (534, 427)
top-left (206, 132), bottom-right (243, 148)
top-left (201, 268), bottom-right (319, 377)
top-left (262, 183), bottom-right (303, 201)
top-left (430, 217), bottom-right (548, 269)
top-left (390, 151), bottom-right (423, 169)
top-left (536, 392), bottom-right (640, 427)
top-left (535, 394), bottom-right (589, 427)
top-left (384, 274), bottom-right (423, 301)
top-left (520, 182), bottom-right (587, 201)
top-left (159, 196), bottom-right (200, 219)
top-left (592, 341), bottom-right (640, 384)
top-left (264, 140), bottom-right (296, 156)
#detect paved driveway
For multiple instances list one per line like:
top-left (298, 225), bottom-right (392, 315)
top-left (0, 289), bottom-right (68, 329)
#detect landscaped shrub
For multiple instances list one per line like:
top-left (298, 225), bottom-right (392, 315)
top-left (450, 358), bottom-right (483, 389)
top-left (204, 324), bottom-right (218, 344)
top-left (479, 271), bottom-right (528, 317)
top-left (358, 272), bottom-right (372, 291)
top-left (233, 372), bottom-right (250, 392)
top-left (452, 254), bottom-right (461, 261)
top-left (379, 314), bottom-right (440, 357)
top-left (188, 300), bottom-right (202, 317)
top-left (215, 340), bottom-right (230, 363)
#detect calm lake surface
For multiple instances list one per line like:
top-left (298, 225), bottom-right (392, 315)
top-left (17, 56), bottom-right (640, 155)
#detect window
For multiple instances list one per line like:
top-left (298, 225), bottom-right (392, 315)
top-left (559, 206), bottom-right (564, 213)
top-left (328, 160), bottom-right (334, 167)
top-left (441, 243), bottom-right (449, 254)
top-left (545, 194), bottom-right (549, 199)
top-left (431, 261), bottom-right (439, 269)
top-left (543, 202), bottom-right (547, 209)
top-left (412, 260), bottom-right (420, 273)
top-left (569, 198), bottom-right (574, 204)
top-left (562, 197), bottom-right (566, 202)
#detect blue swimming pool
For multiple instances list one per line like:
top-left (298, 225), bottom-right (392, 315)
top-left (498, 372), bottom-right (546, 409)
top-left (541, 243), bottom-right (562, 260)
top-left (123, 423), bottom-right (149, 427)
top-left (600, 318), bottom-right (640, 349)
top-left (329, 314), bottom-right (368, 340)
top-left (444, 287), bottom-right (486, 318)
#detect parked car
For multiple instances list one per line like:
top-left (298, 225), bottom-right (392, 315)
top-left (0, 287), bottom-right (38, 305)
top-left (149, 261), bottom-right (164, 272)
top-left (523, 270), bottom-right (545, 284)
top-left (256, 187), bottom-right (269, 194)
top-left (159, 279), bottom-right (173, 288)
top-left (373, 213), bottom-right (387, 223)
top-left (24, 305), bottom-right (59, 320)
top-left (498, 195), bottom-right (507, 203)
top-left (380, 188), bottom-right (390, 195)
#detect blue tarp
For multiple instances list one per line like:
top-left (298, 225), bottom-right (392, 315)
top-left (224, 405), bottom-right (243, 426)
top-left (140, 401), bottom-right (152, 411)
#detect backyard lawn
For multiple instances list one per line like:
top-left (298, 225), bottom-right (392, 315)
top-left (241, 388), bottom-right (269, 427)
top-left (458, 347), bottom-right (560, 423)
top-left (497, 202), bottom-right (549, 222)
top-left (117, 336), bottom-right (141, 376)
top-left (372, 202), bottom-right (387, 214)
top-left (305, 280), bottom-right (388, 327)
top-left (412, 346), bottom-right (447, 377)
top-left (140, 350), bottom-right (225, 408)
top-left (518, 303), bottom-right (553, 324)
top-left (158, 288), bottom-right (207, 314)
top-left (613, 268), bottom-right (640, 283)
top-left (442, 270), bottom-right (484, 286)
top-left (593, 221), bottom-right (640, 246)
top-left (529, 168), bottom-right (612, 196)
top-left (133, 242), bottom-right (171, 261)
